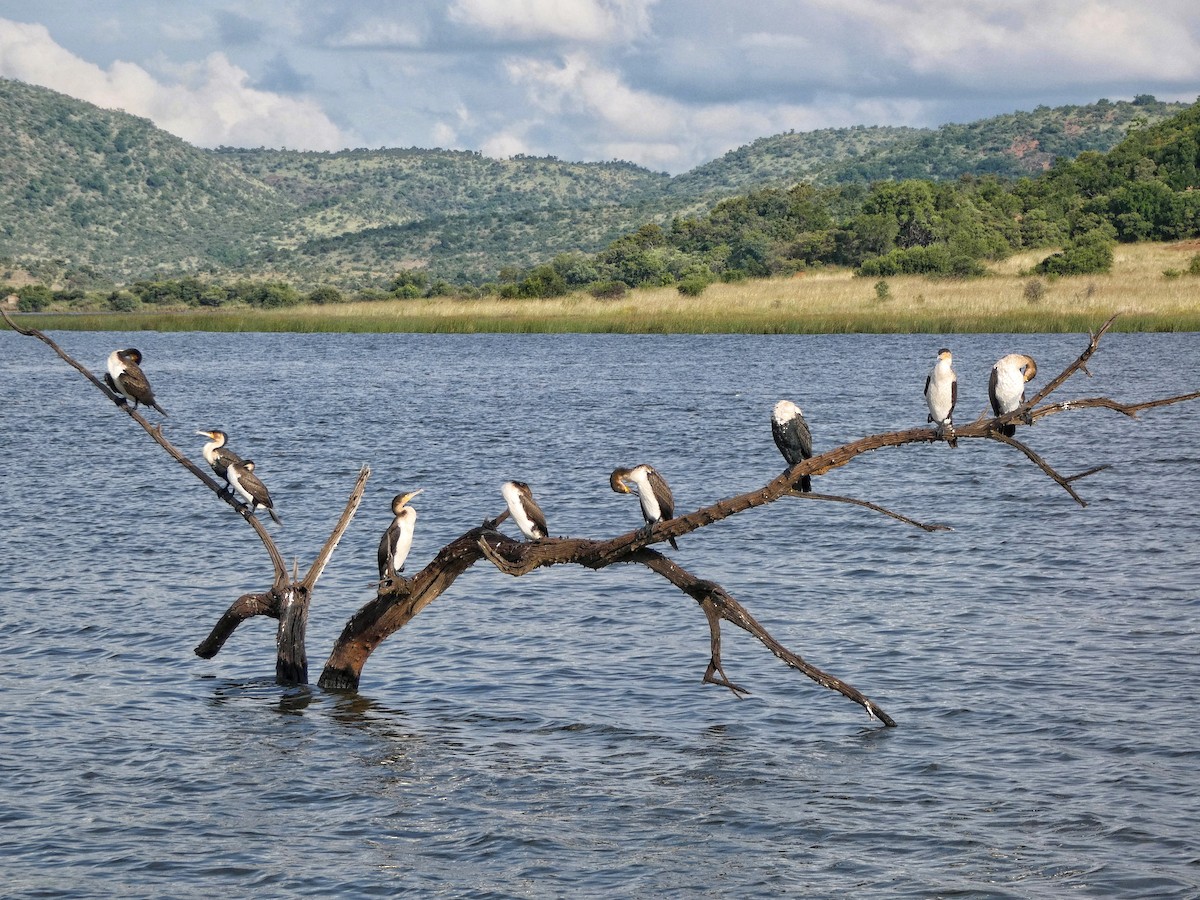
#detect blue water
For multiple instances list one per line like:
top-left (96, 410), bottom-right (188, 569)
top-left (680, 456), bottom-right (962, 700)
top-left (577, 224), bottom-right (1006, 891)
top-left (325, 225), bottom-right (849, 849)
top-left (1, 328), bottom-right (1198, 898)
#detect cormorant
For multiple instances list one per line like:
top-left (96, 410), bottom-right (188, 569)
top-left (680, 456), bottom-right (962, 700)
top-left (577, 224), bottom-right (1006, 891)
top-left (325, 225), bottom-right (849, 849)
top-left (989, 353), bottom-right (1038, 436)
top-left (501, 480), bottom-right (548, 540)
top-left (610, 464), bottom-right (678, 549)
top-left (924, 348), bottom-right (958, 447)
top-left (771, 399), bottom-right (813, 492)
top-left (227, 459), bottom-right (282, 525)
top-left (104, 348), bottom-right (167, 415)
top-left (378, 489), bottom-right (422, 581)
top-left (196, 429), bottom-right (244, 493)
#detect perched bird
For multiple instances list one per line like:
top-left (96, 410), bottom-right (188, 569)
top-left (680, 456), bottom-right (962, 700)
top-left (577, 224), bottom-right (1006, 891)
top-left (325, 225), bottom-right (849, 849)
top-left (196, 429), bottom-right (245, 493)
top-left (378, 489), bottom-right (422, 581)
top-left (227, 459), bottom-right (282, 525)
top-left (501, 480), bottom-right (549, 540)
top-left (771, 399), bottom-right (813, 492)
top-left (924, 348), bottom-right (958, 447)
top-left (610, 464), bottom-right (678, 549)
top-left (988, 354), bottom-right (1038, 437)
top-left (104, 348), bottom-right (167, 415)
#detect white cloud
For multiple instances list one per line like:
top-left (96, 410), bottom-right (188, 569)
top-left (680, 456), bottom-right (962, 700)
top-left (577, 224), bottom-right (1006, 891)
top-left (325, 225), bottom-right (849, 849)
top-left (814, 0), bottom-right (1200, 86)
top-left (0, 17), bottom-right (353, 150)
top-left (448, 0), bottom-right (655, 43)
top-left (325, 19), bottom-right (425, 50)
top-left (506, 52), bottom-right (682, 138)
top-left (480, 130), bottom-right (532, 160)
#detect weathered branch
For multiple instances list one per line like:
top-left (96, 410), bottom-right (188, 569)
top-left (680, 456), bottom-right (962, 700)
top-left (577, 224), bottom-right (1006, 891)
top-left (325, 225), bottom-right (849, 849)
top-left (634, 550), bottom-right (897, 725)
top-left (317, 314), bottom-right (1195, 726)
top-left (302, 466), bottom-right (371, 590)
top-left (194, 592), bottom-right (277, 659)
top-left (788, 491), bottom-right (953, 532)
top-left (4, 312), bottom-right (367, 686)
top-left (2, 308), bottom-right (289, 582)
top-left (10, 308), bottom-right (1196, 728)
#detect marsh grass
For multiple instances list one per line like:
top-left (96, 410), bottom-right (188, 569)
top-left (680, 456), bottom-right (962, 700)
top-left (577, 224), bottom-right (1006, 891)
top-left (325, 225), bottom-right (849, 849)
top-left (18, 241), bottom-right (1200, 334)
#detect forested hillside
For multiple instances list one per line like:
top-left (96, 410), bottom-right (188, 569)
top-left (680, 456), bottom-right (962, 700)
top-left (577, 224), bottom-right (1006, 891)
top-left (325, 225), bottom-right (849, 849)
top-left (0, 76), bottom-right (1192, 299)
top-left (497, 99), bottom-right (1200, 299)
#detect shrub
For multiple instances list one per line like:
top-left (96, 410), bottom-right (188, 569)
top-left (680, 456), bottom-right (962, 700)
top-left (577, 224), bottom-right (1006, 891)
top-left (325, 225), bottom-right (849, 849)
top-left (306, 286), bottom-right (344, 305)
top-left (257, 283), bottom-right (302, 308)
top-left (16, 284), bottom-right (52, 312)
top-left (1190, 254), bottom-right (1200, 276)
top-left (1023, 279), bottom-right (1047, 304)
top-left (1034, 230), bottom-right (1114, 276)
top-left (589, 280), bottom-right (628, 300)
top-left (677, 273), bottom-right (712, 296)
top-left (107, 290), bottom-right (139, 312)
top-left (874, 280), bottom-right (891, 301)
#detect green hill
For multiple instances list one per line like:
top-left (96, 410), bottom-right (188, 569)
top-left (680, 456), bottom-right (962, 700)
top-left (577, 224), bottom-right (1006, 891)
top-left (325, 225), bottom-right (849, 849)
top-left (0, 77), bottom-right (1191, 291)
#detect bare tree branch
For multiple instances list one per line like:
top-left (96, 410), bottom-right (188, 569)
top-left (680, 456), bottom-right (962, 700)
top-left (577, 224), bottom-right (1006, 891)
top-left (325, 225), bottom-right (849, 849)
top-left (9, 309), bottom-right (1197, 727)
top-left (302, 466), bottom-right (371, 590)
top-left (788, 491), bottom-right (953, 532)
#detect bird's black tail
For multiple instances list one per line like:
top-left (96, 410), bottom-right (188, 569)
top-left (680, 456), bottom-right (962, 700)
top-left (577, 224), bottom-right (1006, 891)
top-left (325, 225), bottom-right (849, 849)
top-left (999, 423), bottom-right (1016, 437)
top-left (800, 475), bottom-right (811, 492)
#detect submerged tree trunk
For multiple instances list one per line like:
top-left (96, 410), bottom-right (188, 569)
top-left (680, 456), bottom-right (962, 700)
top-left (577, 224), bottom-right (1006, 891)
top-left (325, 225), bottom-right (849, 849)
top-left (5, 309), bottom-right (1197, 725)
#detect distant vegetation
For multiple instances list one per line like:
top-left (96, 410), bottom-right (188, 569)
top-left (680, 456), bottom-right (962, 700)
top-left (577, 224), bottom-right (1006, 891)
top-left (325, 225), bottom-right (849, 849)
top-left (1, 76), bottom-right (1194, 305)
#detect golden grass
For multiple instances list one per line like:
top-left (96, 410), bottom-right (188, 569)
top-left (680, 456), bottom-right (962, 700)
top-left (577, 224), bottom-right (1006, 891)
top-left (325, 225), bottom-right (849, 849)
top-left (15, 241), bottom-right (1200, 334)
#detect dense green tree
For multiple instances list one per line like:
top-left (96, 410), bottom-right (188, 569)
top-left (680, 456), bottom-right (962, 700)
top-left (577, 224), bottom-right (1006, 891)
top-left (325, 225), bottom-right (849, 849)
top-left (16, 284), bottom-right (53, 311)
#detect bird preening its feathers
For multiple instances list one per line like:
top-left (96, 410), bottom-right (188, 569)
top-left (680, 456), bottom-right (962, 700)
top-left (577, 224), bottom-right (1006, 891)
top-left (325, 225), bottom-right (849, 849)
top-left (611, 464), bottom-right (678, 549)
top-left (989, 354), bottom-right (1038, 436)
top-left (923, 348), bottom-right (1038, 443)
top-left (105, 348), bottom-right (167, 416)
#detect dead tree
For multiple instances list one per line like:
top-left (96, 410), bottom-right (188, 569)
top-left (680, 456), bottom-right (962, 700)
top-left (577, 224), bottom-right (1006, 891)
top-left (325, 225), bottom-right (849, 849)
top-left (5, 309), bottom-right (1196, 728)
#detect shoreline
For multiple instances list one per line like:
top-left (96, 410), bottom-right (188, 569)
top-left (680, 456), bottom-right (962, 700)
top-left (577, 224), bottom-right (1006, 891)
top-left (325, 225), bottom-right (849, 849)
top-left (9, 244), bottom-right (1200, 334)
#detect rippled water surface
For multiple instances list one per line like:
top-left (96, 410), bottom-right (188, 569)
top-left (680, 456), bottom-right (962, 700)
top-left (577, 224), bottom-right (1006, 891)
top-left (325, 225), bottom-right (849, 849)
top-left (1, 328), bottom-right (1198, 898)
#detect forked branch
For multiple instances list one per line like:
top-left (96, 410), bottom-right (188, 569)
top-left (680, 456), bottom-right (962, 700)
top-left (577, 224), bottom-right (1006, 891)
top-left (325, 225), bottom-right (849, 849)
top-left (8, 310), bottom-right (1196, 727)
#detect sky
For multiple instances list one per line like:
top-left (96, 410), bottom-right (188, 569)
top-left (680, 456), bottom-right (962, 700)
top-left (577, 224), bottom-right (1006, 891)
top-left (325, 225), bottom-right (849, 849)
top-left (0, 1), bottom-right (1197, 175)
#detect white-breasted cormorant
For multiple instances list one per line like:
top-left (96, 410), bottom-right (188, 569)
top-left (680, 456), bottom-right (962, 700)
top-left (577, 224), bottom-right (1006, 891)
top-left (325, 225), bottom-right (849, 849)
top-left (227, 459), bottom-right (282, 525)
top-left (378, 489), bottom-right (422, 581)
top-left (501, 480), bottom-right (548, 540)
top-left (988, 353), bottom-right (1038, 437)
top-left (196, 429), bottom-right (244, 493)
top-left (105, 348), bottom-right (167, 415)
top-left (610, 464), bottom-right (678, 549)
top-left (924, 348), bottom-right (958, 447)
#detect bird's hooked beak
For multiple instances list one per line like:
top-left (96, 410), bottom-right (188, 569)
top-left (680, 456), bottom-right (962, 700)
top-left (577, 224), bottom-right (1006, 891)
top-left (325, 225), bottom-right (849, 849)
top-left (609, 469), bottom-right (632, 494)
top-left (1023, 358), bottom-right (1038, 382)
top-left (196, 430), bottom-right (216, 439)
top-left (400, 488), bottom-right (424, 506)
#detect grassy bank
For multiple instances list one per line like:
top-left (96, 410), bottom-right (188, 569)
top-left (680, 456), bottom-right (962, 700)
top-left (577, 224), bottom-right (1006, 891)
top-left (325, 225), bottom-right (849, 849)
top-left (12, 242), bottom-right (1200, 334)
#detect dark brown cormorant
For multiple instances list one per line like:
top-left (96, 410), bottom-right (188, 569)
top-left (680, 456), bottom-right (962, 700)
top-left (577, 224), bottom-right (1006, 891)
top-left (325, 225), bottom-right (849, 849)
top-left (771, 400), bottom-right (813, 492)
top-left (105, 348), bottom-right (167, 415)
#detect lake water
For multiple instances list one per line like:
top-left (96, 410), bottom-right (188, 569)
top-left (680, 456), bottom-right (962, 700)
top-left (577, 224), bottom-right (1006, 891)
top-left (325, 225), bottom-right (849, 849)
top-left (1, 327), bottom-right (1197, 898)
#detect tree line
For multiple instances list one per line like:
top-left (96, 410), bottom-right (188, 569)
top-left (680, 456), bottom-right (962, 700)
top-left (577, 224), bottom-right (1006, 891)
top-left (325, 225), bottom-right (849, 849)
top-left (8, 98), bottom-right (1200, 311)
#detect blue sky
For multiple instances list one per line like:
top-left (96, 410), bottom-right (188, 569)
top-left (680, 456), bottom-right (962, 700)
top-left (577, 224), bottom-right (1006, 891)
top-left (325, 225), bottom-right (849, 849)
top-left (1, 1), bottom-right (1197, 173)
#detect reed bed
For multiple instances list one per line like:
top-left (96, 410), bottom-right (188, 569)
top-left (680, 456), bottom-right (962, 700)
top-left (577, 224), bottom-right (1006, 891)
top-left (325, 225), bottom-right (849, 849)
top-left (16, 242), bottom-right (1200, 333)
